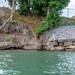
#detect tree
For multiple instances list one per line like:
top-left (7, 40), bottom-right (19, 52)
top-left (36, 0), bottom-right (70, 34)
top-left (32, 0), bottom-right (48, 16)
top-left (18, 0), bottom-right (31, 15)
top-left (7, 0), bottom-right (16, 12)
top-left (7, 0), bottom-right (70, 34)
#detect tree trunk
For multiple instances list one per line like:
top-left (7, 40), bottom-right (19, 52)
top-left (13, 0), bottom-right (16, 13)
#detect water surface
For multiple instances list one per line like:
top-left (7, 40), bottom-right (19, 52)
top-left (0, 51), bottom-right (75, 75)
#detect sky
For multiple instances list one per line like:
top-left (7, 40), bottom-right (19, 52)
top-left (67, 0), bottom-right (75, 9)
top-left (58, 0), bottom-right (75, 18)
top-left (0, 0), bottom-right (75, 17)
top-left (61, 0), bottom-right (75, 17)
top-left (0, 0), bottom-right (8, 7)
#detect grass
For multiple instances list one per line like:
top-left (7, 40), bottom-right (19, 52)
top-left (13, 12), bottom-right (45, 34)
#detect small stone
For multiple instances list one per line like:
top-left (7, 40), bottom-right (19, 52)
top-left (50, 41), bottom-right (58, 46)
top-left (59, 42), bottom-right (64, 46)
top-left (50, 46), bottom-right (55, 51)
top-left (55, 46), bottom-right (64, 51)
top-left (66, 45), bottom-right (75, 49)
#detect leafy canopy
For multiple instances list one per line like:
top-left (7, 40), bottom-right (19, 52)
top-left (7, 0), bottom-right (70, 35)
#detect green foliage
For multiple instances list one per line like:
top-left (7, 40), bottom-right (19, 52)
top-left (7, 0), bottom-right (70, 16)
top-left (7, 0), bottom-right (70, 34)
top-left (32, 0), bottom-right (48, 16)
top-left (6, 21), bottom-right (16, 25)
top-left (18, 0), bottom-right (31, 15)
top-left (10, 21), bottom-right (16, 25)
top-left (36, 10), bottom-right (61, 35)
top-left (36, 0), bottom-right (70, 35)
top-left (36, 22), bottom-right (49, 34)
top-left (4, 36), bottom-right (16, 43)
top-left (7, 0), bottom-right (12, 7)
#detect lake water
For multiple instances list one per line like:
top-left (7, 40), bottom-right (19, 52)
top-left (0, 50), bottom-right (75, 75)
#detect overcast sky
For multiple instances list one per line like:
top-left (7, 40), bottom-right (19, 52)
top-left (61, 0), bottom-right (75, 17)
top-left (67, 0), bottom-right (75, 9)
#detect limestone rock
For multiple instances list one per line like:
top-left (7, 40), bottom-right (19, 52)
top-left (64, 41), bottom-right (72, 46)
top-left (66, 45), bottom-right (75, 49)
top-left (48, 34), bottom-right (56, 42)
top-left (55, 46), bottom-right (64, 51)
top-left (50, 41), bottom-right (58, 46)
top-left (59, 42), bottom-right (64, 46)
top-left (0, 42), bottom-right (23, 50)
top-left (22, 29), bottom-right (39, 50)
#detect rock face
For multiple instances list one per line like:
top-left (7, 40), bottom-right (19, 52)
top-left (0, 23), bottom-right (40, 50)
top-left (43, 26), bottom-right (75, 51)
top-left (0, 42), bottom-right (23, 50)
top-left (1, 25), bottom-right (75, 51)
top-left (22, 29), bottom-right (40, 50)
top-left (44, 38), bottom-right (75, 51)
top-left (0, 23), bottom-right (27, 33)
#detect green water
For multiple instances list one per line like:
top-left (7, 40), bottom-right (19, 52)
top-left (0, 51), bottom-right (75, 75)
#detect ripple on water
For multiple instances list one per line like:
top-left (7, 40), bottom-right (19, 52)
top-left (43, 71), bottom-right (57, 74)
top-left (0, 69), bottom-right (20, 75)
top-left (57, 52), bottom-right (75, 74)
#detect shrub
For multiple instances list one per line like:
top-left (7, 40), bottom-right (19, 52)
top-left (36, 10), bottom-right (60, 35)
top-left (36, 22), bottom-right (49, 34)
top-left (10, 21), bottom-right (17, 25)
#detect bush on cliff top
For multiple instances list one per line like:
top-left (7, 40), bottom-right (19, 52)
top-left (36, 0), bottom-right (70, 35)
top-left (7, 0), bottom-right (70, 35)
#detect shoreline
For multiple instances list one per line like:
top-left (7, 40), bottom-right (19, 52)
top-left (0, 7), bottom-right (75, 51)
top-left (1, 26), bottom-right (75, 51)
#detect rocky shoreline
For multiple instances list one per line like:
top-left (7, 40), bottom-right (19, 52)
top-left (44, 39), bottom-right (75, 51)
top-left (0, 23), bottom-right (75, 51)
top-left (0, 7), bottom-right (75, 51)
top-left (43, 26), bottom-right (75, 51)
top-left (1, 7), bottom-right (75, 51)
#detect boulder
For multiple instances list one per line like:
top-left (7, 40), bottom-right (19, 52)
top-left (44, 46), bottom-right (64, 51)
top-left (64, 41), bottom-right (72, 46)
top-left (66, 45), bottom-right (75, 49)
top-left (59, 42), bottom-right (64, 46)
top-left (54, 46), bottom-right (64, 51)
top-left (50, 41), bottom-right (58, 46)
